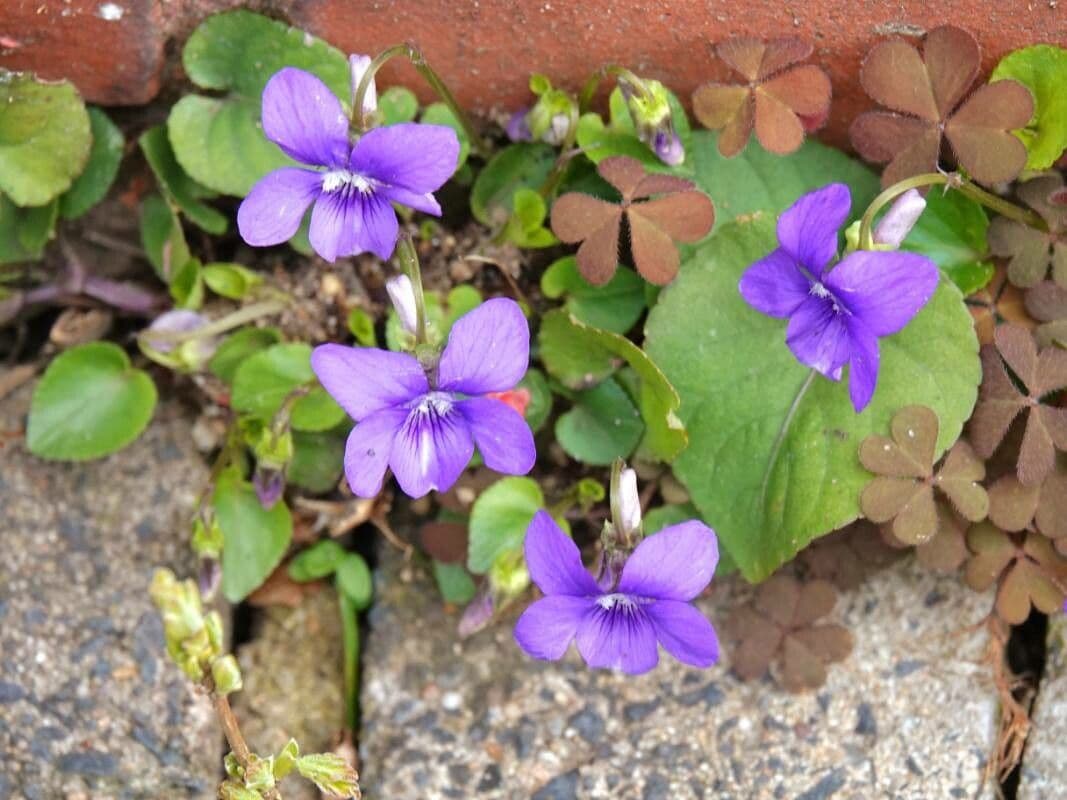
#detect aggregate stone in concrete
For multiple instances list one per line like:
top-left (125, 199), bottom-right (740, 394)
top-left (0, 385), bottom-right (218, 799)
top-left (1018, 613), bottom-right (1067, 800)
top-left (359, 551), bottom-right (1000, 799)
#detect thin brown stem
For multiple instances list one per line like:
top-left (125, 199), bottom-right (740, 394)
top-left (211, 689), bottom-right (281, 799)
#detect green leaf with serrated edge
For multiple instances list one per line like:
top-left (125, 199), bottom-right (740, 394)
top-left (140, 194), bottom-right (190, 282)
top-left (202, 262), bottom-right (262, 300)
top-left (432, 561), bottom-right (477, 604)
top-left (288, 430), bottom-right (344, 493)
top-left (644, 215), bottom-right (980, 581)
top-left (691, 131), bottom-right (880, 234)
top-left (169, 258), bottom-right (203, 309)
top-left (467, 477), bottom-right (570, 574)
top-left (378, 86), bottom-right (418, 125)
top-left (421, 102), bottom-right (470, 169)
top-left (209, 327), bottom-right (282, 383)
top-left (470, 142), bottom-right (556, 226)
top-left (168, 10), bottom-right (348, 196)
top-left (214, 468), bottom-right (292, 602)
top-left (0, 195), bottom-right (57, 264)
top-left (541, 255), bottom-right (645, 334)
top-left (992, 45), bottom-right (1067, 169)
top-left (0, 71), bottom-right (91, 206)
top-left (231, 342), bottom-right (343, 430)
top-left (27, 342), bottom-right (157, 461)
top-left (139, 125), bottom-right (227, 234)
top-left (518, 368), bottom-right (552, 433)
top-left (336, 553), bottom-right (373, 609)
top-left (59, 107), bottom-right (123, 219)
top-left (555, 377), bottom-right (644, 465)
top-left (288, 539), bottom-right (347, 581)
top-left (539, 310), bottom-right (686, 462)
top-left (901, 189), bottom-right (993, 295)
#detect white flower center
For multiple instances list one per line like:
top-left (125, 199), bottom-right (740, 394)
top-left (809, 281), bottom-right (831, 298)
top-left (321, 169), bottom-right (374, 195)
top-left (596, 593), bottom-right (637, 611)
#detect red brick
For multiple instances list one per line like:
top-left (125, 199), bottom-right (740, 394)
top-left (0, 0), bottom-right (163, 105)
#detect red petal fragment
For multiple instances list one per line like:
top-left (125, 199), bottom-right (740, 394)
top-left (922, 25), bottom-right (981, 118)
top-left (627, 211), bottom-right (681, 285)
top-left (549, 193), bottom-right (621, 244)
top-left (715, 37), bottom-right (769, 81)
top-left (753, 87), bottom-right (806, 155)
top-left (757, 37), bottom-right (815, 80)
top-left (760, 64), bottom-right (832, 117)
top-left (630, 191), bottom-right (715, 243)
top-left (860, 39), bottom-right (938, 121)
top-left (945, 81), bottom-right (1033, 186)
top-left (692, 83), bottom-right (752, 132)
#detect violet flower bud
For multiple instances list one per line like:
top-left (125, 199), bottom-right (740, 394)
top-left (653, 130), bottom-right (685, 166)
top-left (617, 467), bottom-right (642, 536)
top-left (253, 466), bottom-right (285, 510)
top-left (873, 189), bottom-right (926, 249)
top-left (349, 53), bottom-right (377, 115)
top-left (386, 274), bottom-right (418, 335)
top-left (505, 108), bottom-right (533, 142)
top-left (457, 586), bottom-right (494, 638)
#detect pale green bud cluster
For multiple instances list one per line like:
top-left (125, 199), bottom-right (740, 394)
top-left (526, 74), bottom-right (578, 146)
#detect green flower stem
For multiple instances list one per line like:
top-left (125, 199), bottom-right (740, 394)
top-left (136, 300), bottom-right (286, 346)
top-left (578, 64), bottom-right (653, 113)
top-left (339, 592), bottom-right (359, 732)
top-left (353, 43), bottom-right (489, 158)
top-left (395, 233), bottom-right (428, 345)
top-left (857, 172), bottom-right (1047, 250)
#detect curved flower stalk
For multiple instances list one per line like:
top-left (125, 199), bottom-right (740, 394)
top-left (514, 510), bottom-right (720, 675)
top-left (237, 67), bottom-right (460, 262)
top-left (738, 183), bottom-right (939, 412)
top-left (311, 299), bottom-right (536, 499)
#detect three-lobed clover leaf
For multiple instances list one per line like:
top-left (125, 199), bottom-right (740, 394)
top-left (968, 265), bottom-right (1033, 346)
top-left (1024, 279), bottom-right (1067, 349)
top-left (849, 25), bottom-right (1033, 187)
top-left (799, 520), bottom-right (901, 590)
top-left (964, 524), bottom-right (1067, 624)
top-left (987, 174), bottom-right (1067, 289)
top-left (692, 37), bottom-right (831, 157)
top-left (859, 405), bottom-right (988, 545)
top-left (970, 324), bottom-right (1067, 486)
top-left (722, 574), bottom-right (852, 693)
top-left (987, 467), bottom-right (1067, 542)
top-left (549, 155), bottom-right (714, 286)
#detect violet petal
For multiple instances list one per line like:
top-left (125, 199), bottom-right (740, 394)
top-left (261, 67), bottom-right (350, 168)
top-left (523, 510), bottom-right (601, 597)
top-left (437, 298), bottom-right (530, 395)
top-left (575, 603), bottom-right (659, 674)
top-left (457, 396), bottom-right (536, 476)
top-left (646, 599), bottom-right (720, 668)
top-left (617, 521), bottom-right (718, 601)
top-left (310, 344), bottom-right (427, 422)
top-left (238, 167), bottom-right (322, 246)
top-left (738, 247), bottom-right (811, 318)
top-left (777, 183), bottom-right (851, 274)
top-left (343, 407), bottom-right (407, 498)
top-left (514, 594), bottom-right (592, 660)
top-left (388, 400), bottom-right (474, 497)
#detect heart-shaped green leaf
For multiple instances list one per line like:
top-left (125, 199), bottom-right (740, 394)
top-left (541, 255), bottom-right (645, 334)
top-left (0, 195), bottom-right (57, 265)
top-left (214, 469), bottom-right (292, 601)
top-left (231, 342), bottom-right (345, 431)
top-left (139, 125), bottom-right (227, 234)
top-left (555, 377), bottom-right (644, 465)
top-left (644, 215), bottom-right (980, 581)
top-left (28, 342), bottom-right (157, 461)
top-left (468, 477), bottom-right (564, 574)
top-left (901, 188), bottom-right (994, 295)
top-left (992, 45), bottom-right (1067, 170)
top-left (470, 142), bottom-right (555, 226)
top-left (59, 107), bottom-right (123, 219)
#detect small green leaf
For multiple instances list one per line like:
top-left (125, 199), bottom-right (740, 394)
top-left (901, 189), bottom-right (994, 295)
top-left (378, 86), bottom-right (419, 124)
top-left (0, 195), bottom-right (57, 264)
top-left (27, 342), bottom-right (157, 460)
top-left (288, 539), bottom-right (347, 581)
top-left (169, 258), bottom-right (204, 309)
top-left (539, 310), bottom-right (686, 462)
top-left (644, 215), bottom-right (981, 581)
top-left (139, 125), bottom-right (228, 234)
top-left (444, 285), bottom-right (483, 328)
top-left (346, 308), bottom-right (377, 346)
top-left (336, 553), bottom-right (373, 609)
top-left (471, 143), bottom-right (556, 226)
top-left (504, 188), bottom-right (557, 248)
top-left (232, 343), bottom-right (343, 430)
top-left (209, 327), bottom-right (282, 383)
top-left (555, 377), bottom-right (644, 465)
top-left (59, 107), bottom-right (123, 219)
top-left (140, 194), bottom-right (190, 281)
top-left (288, 430), bottom-right (345, 493)
top-left (518, 368), bottom-right (552, 433)
top-left (202, 262), bottom-right (262, 299)
top-left (468, 477), bottom-right (553, 574)
top-left (214, 469), bottom-right (293, 602)
top-left (541, 256), bottom-right (645, 334)
top-left (421, 102), bottom-right (470, 169)
top-left (168, 10), bottom-right (348, 196)
top-left (291, 387), bottom-right (346, 433)
top-left (432, 561), bottom-right (476, 604)
top-left (992, 45), bottom-right (1067, 169)
top-left (0, 71), bottom-right (91, 206)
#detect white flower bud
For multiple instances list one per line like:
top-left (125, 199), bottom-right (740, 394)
top-left (873, 189), bottom-right (926, 249)
top-left (349, 53), bottom-right (377, 115)
top-left (386, 274), bottom-right (418, 335)
top-left (617, 467), bottom-right (641, 536)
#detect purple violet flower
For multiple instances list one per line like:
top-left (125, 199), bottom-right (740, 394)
top-left (237, 67), bottom-right (460, 263)
top-left (310, 298), bottom-right (536, 499)
top-left (505, 108), bottom-right (534, 142)
top-left (514, 511), bottom-right (720, 675)
top-left (738, 183), bottom-right (940, 412)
